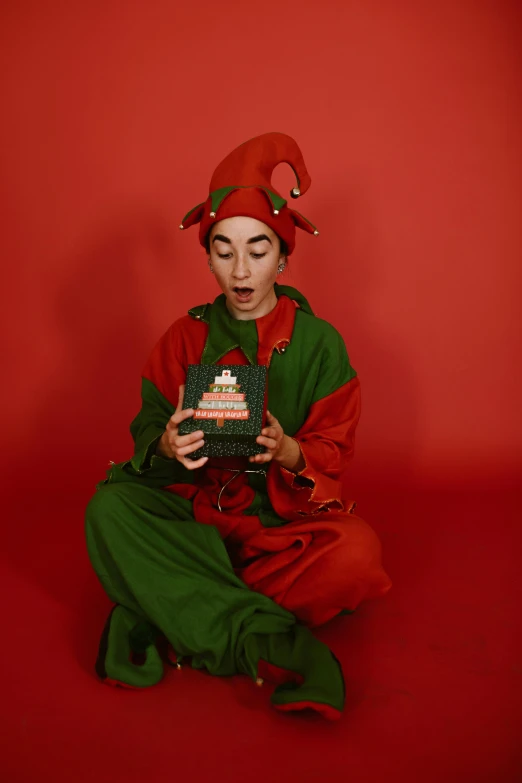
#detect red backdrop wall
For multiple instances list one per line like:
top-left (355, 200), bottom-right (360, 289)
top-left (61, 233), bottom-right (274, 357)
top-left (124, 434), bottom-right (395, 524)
top-left (2, 4), bottom-right (522, 782)
top-left (1, 0), bottom-right (521, 492)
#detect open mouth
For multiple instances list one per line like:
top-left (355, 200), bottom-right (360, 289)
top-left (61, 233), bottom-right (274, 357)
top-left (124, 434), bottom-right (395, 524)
top-left (233, 287), bottom-right (254, 302)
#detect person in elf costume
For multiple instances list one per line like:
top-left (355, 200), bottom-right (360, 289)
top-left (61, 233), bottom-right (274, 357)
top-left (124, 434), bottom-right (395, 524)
top-left (85, 132), bottom-right (391, 720)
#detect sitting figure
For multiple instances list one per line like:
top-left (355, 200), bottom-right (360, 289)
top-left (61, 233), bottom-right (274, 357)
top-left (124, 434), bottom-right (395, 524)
top-left (85, 132), bottom-right (392, 720)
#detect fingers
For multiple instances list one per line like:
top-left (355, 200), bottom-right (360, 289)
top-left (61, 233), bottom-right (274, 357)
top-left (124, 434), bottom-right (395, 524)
top-left (177, 439), bottom-right (204, 457)
top-left (163, 405), bottom-right (205, 459)
top-left (249, 452), bottom-right (272, 464)
top-left (171, 433), bottom-right (207, 467)
top-left (249, 409), bottom-right (283, 463)
top-left (164, 385), bottom-right (207, 469)
top-left (175, 384), bottom-right (185, 413)
top-left (180, 454), bottom-right (208, 470)
top-left (262, 412), bottom-right (282, 442)
top-left (260, 426), bottom-right (278, 440)
top-left (165, 429), bottom-right (205, 458)
top-left (172, 425), bottom-right (207, 468)
top-left (168, 406), bottom-right (195, 429)
top-left (256, 434), bottom-right (278, 450)
top-left (171, 428), bottom-right (204, 448)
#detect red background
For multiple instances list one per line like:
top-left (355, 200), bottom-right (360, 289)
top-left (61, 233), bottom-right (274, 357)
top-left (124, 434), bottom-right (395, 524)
top-left (1, 1), bottom-right (521, 781)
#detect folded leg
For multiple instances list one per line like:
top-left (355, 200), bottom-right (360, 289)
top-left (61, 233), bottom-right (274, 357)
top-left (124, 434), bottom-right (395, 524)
top-left (85, 483), bottom-right (294, 678)
top-left (85, 483), bottom-right (346, 717)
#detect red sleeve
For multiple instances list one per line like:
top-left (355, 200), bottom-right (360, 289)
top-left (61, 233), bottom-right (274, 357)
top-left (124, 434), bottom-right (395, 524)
top-left (266, 376), bottom-right (361, 520)
top-left (142, 315), bottom-right (207, 406)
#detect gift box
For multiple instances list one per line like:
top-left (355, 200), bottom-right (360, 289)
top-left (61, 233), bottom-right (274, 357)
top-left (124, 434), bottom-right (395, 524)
top-left (178, 364), bottom-right (267, 459)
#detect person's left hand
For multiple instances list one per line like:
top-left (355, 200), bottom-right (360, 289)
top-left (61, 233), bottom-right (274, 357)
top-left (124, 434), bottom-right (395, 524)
top-left (249, 410), bottom-right (285, 465)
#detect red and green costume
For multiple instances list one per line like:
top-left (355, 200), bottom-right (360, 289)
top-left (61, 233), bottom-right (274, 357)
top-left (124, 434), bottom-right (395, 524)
top-left (85, 134), bottom-right (391, 720)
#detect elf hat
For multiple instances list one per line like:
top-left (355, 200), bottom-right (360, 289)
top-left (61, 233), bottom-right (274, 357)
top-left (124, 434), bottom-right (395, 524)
top-left (179, 132), bottom-right (319, 255)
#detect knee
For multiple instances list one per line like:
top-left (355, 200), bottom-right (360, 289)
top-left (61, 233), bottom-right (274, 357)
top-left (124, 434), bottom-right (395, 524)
top-left (85, 483), bottom-right (130, 533)
top-left (336, 519), bottom-right (383, 574)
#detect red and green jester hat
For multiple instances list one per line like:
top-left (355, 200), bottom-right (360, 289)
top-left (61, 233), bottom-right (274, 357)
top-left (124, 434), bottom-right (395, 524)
top-left (179, 131), bottom-right (320, 252)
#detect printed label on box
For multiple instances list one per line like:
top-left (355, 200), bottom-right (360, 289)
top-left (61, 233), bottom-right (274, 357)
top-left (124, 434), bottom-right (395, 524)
top-left (193, 370), bottom-right (250, 428)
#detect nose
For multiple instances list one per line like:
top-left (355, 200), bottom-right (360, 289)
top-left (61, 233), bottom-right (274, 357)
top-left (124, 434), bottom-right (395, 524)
top-left (231, 253), bottom-right (251, 280)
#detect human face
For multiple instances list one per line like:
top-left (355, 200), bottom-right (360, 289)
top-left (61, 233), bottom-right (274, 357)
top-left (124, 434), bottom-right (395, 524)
top-left (208, 216), bottom-right (285, 320)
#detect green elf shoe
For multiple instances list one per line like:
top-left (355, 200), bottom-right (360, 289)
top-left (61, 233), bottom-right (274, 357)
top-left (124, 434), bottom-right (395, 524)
top-left (242, 624), bottom-right (345, 720)
top-left (95, 605), bottom-right (164, 689)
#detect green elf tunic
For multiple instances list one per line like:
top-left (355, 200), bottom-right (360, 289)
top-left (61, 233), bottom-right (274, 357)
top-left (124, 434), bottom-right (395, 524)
top-left (85, 284), bottom-right (391, 719)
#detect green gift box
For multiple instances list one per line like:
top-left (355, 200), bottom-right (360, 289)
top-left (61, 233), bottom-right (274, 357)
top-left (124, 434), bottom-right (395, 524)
top-left (179, 364), bottom-right (267, 459)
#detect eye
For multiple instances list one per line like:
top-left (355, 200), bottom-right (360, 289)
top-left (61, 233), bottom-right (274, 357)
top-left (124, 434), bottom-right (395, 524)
top-left (251, 252), bottom-right (267, 260)
top-left (217, 253), bottom-right (232, 259)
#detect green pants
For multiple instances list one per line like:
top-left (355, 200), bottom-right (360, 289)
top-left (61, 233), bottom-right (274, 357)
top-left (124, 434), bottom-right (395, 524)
top-left (85, 482), bottom-right (295, 678)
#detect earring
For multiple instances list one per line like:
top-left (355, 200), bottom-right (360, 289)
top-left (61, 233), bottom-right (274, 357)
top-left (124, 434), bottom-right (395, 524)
top-left (208, 258), bottom-right (214, 274)
top-left (277, 261), bottom-right (286, 274)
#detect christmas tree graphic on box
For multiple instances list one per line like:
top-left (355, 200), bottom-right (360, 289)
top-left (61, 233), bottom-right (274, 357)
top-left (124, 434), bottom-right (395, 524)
top-left (180, 364), bottom-right (266, 458)
top-left (194, 369), bottom-right (250, 428)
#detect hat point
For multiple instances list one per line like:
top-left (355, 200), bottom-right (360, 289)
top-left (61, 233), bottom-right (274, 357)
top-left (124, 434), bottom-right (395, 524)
top-left (210, 211), bottom-right (216, 218)
top-left (314, 230), bottom-right (319, 236)
top-left (291, 187), bottom-right (301, 198)
top-left (179, 224), bottom-right (184, 230)
top-left (273, 209), bottom-right (279, 215)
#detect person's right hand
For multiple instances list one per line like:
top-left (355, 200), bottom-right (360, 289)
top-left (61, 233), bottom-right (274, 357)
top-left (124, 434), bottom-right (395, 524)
top-left (156, 384), bottom-right (208, 469)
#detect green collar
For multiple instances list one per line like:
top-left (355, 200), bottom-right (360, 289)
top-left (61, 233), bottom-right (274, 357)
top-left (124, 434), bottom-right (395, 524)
top-left (190, 285), bottom-right (314, 366)
top-left (201, 294), bottom-right (257, 365)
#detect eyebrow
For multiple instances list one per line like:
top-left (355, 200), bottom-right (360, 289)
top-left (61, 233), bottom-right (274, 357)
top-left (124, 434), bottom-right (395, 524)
top-left (212, 233), bottom-right (272, 245)
top-left (247, 234), bottom-right (272, 245)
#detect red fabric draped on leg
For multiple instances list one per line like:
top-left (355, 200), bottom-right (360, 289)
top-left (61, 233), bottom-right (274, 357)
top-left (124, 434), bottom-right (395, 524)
top-left (175, 468), bottom-right (391, 628)
top-left (236, 513), bottom-right (392, 627)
